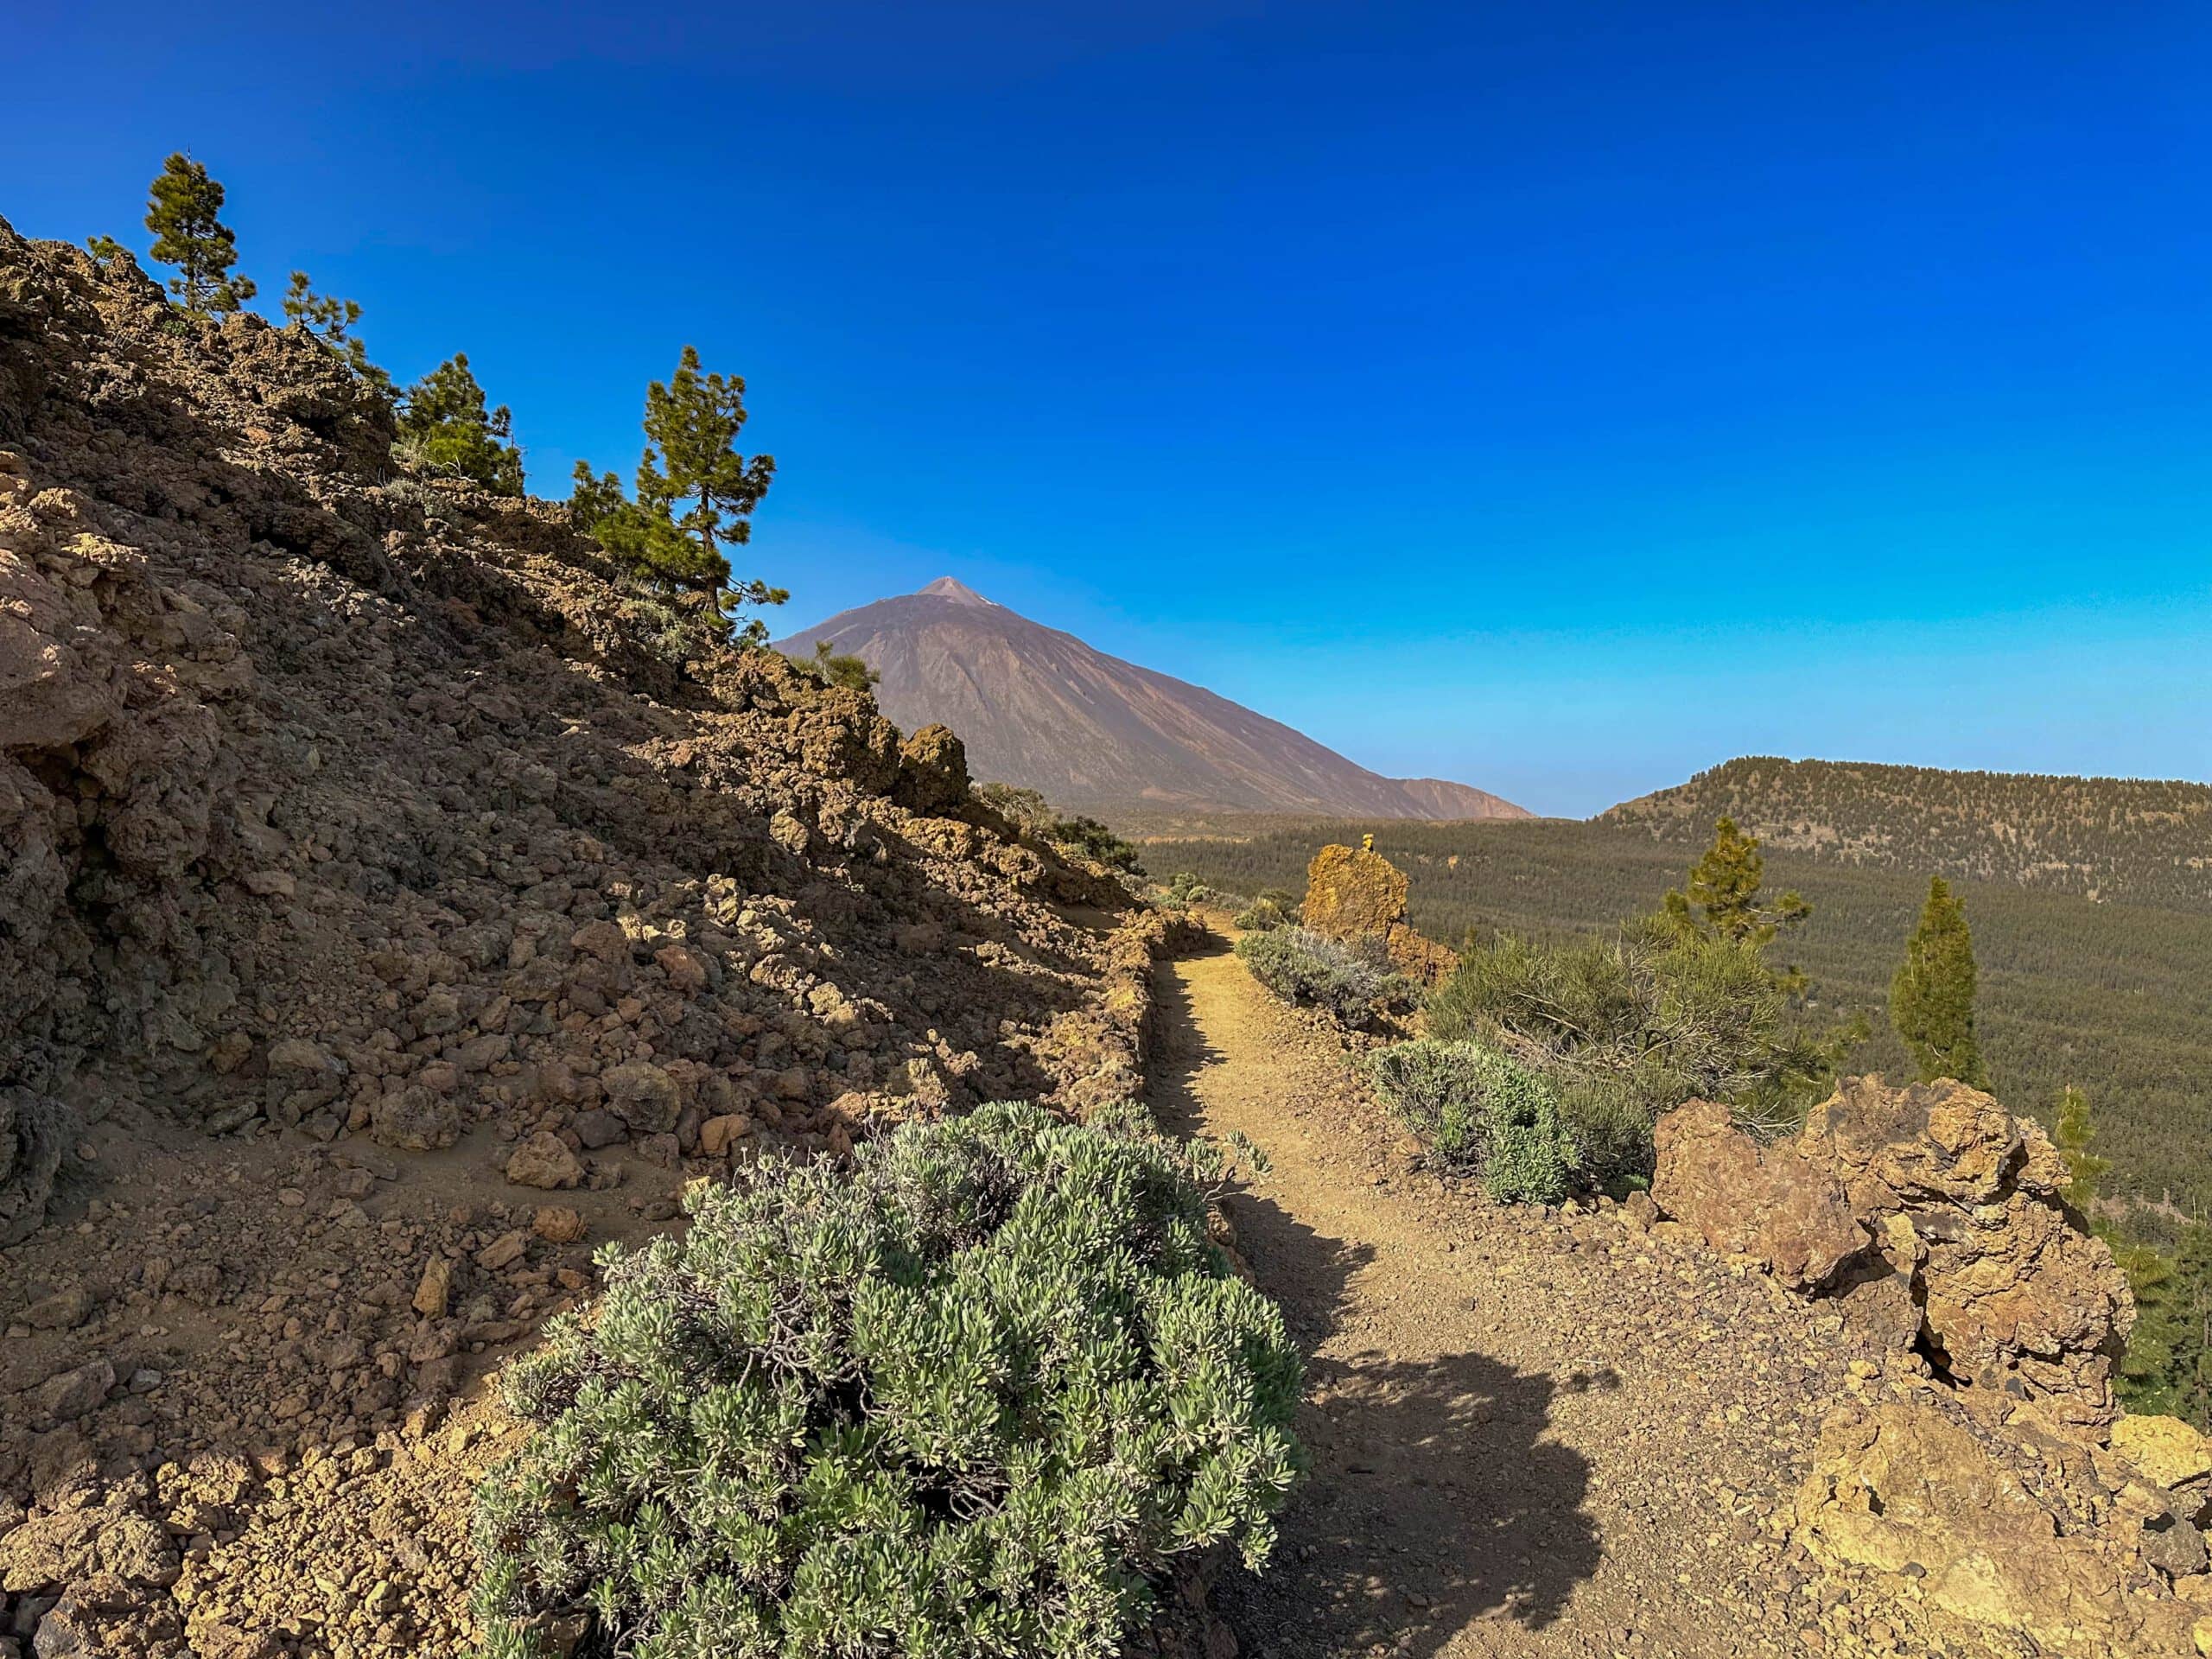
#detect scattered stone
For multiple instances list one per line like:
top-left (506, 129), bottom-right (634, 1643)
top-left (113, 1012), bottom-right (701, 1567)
top-left (505, 1130), bottom-right (583, 1190)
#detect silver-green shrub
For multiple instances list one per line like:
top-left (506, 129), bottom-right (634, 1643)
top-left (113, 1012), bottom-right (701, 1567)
top-left (1234, 927), bottom-right (1409, 1026)
top-left (471, 1103), bottom-right (1303, 1659)
top-left (1360, 1039), bottom-right (1577, 1205)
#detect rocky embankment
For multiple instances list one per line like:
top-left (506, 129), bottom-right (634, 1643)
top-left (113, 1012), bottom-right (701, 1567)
top-left (1656, 1078), bottom-right (2212, 1656)
top-left (0, 219), bottom-right (1168, 1656)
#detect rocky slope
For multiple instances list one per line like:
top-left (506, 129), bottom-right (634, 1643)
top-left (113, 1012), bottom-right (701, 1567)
top-left (774, 576), bottom-right (1529, 822)
top-left (0, 218), bottom-right (1169, 1655)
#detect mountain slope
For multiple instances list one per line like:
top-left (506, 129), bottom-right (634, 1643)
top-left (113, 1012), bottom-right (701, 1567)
top-left (1601, 755), bottom-right (2212, 910)
top-left (776, 578), bottom-right (1527, 821)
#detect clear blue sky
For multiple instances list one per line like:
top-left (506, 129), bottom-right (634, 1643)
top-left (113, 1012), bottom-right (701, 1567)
top-left (10, 2), bottom-right (2209, 815)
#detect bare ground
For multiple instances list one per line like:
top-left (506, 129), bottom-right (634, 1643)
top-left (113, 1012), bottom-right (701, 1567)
top-left (1147, 940), bottom-right (2010, 1659)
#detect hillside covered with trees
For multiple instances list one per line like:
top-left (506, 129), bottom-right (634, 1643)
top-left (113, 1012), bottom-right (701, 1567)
top-left (1602, 757), bottom-right (2212, 911)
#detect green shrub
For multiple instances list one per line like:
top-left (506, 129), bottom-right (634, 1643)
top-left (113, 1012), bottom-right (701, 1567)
top-left (1050, 814), bottom-right (1143, 876)
top-left (1231, 891), bottom-right (1299, 932)
top-left (1479, 1083), bottom-right (1578, 1205)
top-left (968, 785), bottom-right (1143, 875)
top-left (1360, 1039), bottom-right (1577, 1203)
top-left (1426, 912), bottom-right (1859, 1185)
top-left (1236, 927), bottom-right (1408, 1026)
top-left (1160, 871), bottom-right (1215, 908)
top-left (472, 1103), bottom-right (1303, 1659)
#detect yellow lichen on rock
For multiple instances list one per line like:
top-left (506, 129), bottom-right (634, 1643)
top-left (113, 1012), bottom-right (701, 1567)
top-left (1299, 842), bottom-right (1458, 986)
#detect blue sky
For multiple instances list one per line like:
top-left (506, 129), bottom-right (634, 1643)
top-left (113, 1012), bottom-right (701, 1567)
top-left (10, 2), bottom-right (2209, 815)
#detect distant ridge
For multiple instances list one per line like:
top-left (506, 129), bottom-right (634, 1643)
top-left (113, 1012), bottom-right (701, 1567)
top-left (1601, 755), bottom-right (2212, 909)
top-left (775, 580), bottom-right (1527, 821)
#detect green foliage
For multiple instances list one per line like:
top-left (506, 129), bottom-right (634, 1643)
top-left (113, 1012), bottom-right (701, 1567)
top-left (395, 354), bottom-right (524, 495)
top-left (282, 270), bottom-right (390, 391)
top-left (1662, 816), bottom-right (1810, 957)
top-left (84, 234), bottom-right (129, 268)
top-left (1235, 928), bottom-right (1409, 1027)
top-left (1428, 913), bottom-right (1856, 1169)
top-left (785, 639), bottom-right (880, 692)
top-left (2054, 1085), bottom-right (2107, 1214)
top-left (472, 1103), bottom-right (1303, 1659)
top-left (1050, 815), bottom-right (1143, 876)
top-left (1605, 755), bottom-right (2212, 911)
top-left (2114, 1222), bottom-right (2212, 1430)
top-left (1232, 891), bottom-right (1299, 932)
top-left (1160, 872), bottom-right (1215, 909)
top-left (1478, 1084), bottom-right (1580, 1206)
top-left (571, 346), bottom-right (785, 646)
top-left (1891, 875), bottom-right (1986, 1088)
top-left (1359, 1039), bottom-right (1575, 1203)
top-left (969, 785), bottom-right (1144, 875)
top-left (143, 153), bottom-right (255, 315)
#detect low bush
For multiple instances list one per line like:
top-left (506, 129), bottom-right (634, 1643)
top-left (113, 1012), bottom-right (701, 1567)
top-left (969, 785), bottom-right (1144, 875)
top-left (472, 1102), bottom-right (1303, 1659)
top-left (1236, 927), bottom-right (1408, 1026)
top-left (1160, 871), bottom-right (1215, 908)
top-left (1232, 890), bottom-right (1300, 932)
top-left (1360, 1039), bottom-right (1577, 1204)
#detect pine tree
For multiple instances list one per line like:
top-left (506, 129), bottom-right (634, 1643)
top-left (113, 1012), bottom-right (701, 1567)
top-left (283, 271), bottom-right (389, 392)
top-left (395, 354), bottom-right (523, 495)
top-left (2053, 1086), bottom-right (2108, 1214)
top-left (1662, 817), bottom-right (1810, 949)
top-left (570, 347), bottom-right (786, 646)
top-left (1890, 874), bottom-right (1987, 1087)
top-left (143, 154), bottom-right (256, 315)
top-left (636, 345), bottom-right (782, 638)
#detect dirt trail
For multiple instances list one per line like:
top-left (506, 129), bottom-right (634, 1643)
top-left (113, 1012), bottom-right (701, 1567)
top-left (1148, 942), bottom-right (1972, 1659)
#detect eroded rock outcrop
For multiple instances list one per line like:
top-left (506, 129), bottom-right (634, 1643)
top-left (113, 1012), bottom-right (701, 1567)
top-left (1300, 842), bottom-right (1458, 987)
top-left (1655, 1076), bottom-right (2132, 1423)
top-left (1795, 1396), bottom-right (2209, 1657)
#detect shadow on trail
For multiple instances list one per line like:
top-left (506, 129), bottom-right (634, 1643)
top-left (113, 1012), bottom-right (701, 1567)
top-left (1147, 944), bottom-right (1600, 1657)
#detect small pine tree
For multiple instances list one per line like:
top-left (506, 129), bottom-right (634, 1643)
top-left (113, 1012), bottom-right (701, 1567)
top-left (395, 354), bottom-right (523, 495)
top-left (1662, 817), bottom-right (1811, 948)
top-left (796, 639), bottom-right (878, 691)
top-left (143, 154), bottom-right (256, 315)
top-left (282, 271), bottom-right (390, 391)
top-left (571, 347), bottom-right (786, 646)
top-left (2053, 1086), bottom-right (2108, 1215)
top-left (84, 234), bottom-right (129, 267)
top-left (637, 345), bottom-right (782, 639)
top-left (1891, 874), bottom-right (1987, 1088)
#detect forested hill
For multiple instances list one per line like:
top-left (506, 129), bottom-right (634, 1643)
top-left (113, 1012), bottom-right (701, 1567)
top-left (1601, 757), bottom-right (2212, 912)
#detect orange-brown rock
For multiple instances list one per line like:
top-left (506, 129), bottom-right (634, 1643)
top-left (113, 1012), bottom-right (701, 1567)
top-left (1299, 843), bottom-right (1459, 987)
top-left (1654, 1077), bottom-right (2134, 1424)
top-left (1650, 1098), bottom-right (1866, 1291)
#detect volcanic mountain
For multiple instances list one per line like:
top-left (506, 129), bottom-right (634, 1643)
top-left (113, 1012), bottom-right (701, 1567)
top-left (775, 578), bottom-right (1527, 820)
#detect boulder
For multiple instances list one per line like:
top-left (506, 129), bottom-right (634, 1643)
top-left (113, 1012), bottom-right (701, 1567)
top-left (1300, 843), bottom-right (1458, 987)
top-left (369, 1085), bottom-right (461, 1152)
top-left (601, 1060), bottom-right (680, 1135)
top-left (504, 1130), bottom-right (582, 1191)
top-left (0, 1086), bottom-right (71, 1246)
top-left (1650, 1098), bottom-right (1865, 1291)
top-left (893, 723), bottom-right (969, 817)
top-left (2114, 1415), bottom-right (2212, 1500)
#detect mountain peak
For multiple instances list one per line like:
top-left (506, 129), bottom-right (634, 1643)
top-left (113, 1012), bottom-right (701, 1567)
top-left (917, 575), bottom-right (993, 606)
top-left (774, 587), bottom-right (1527, 822)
